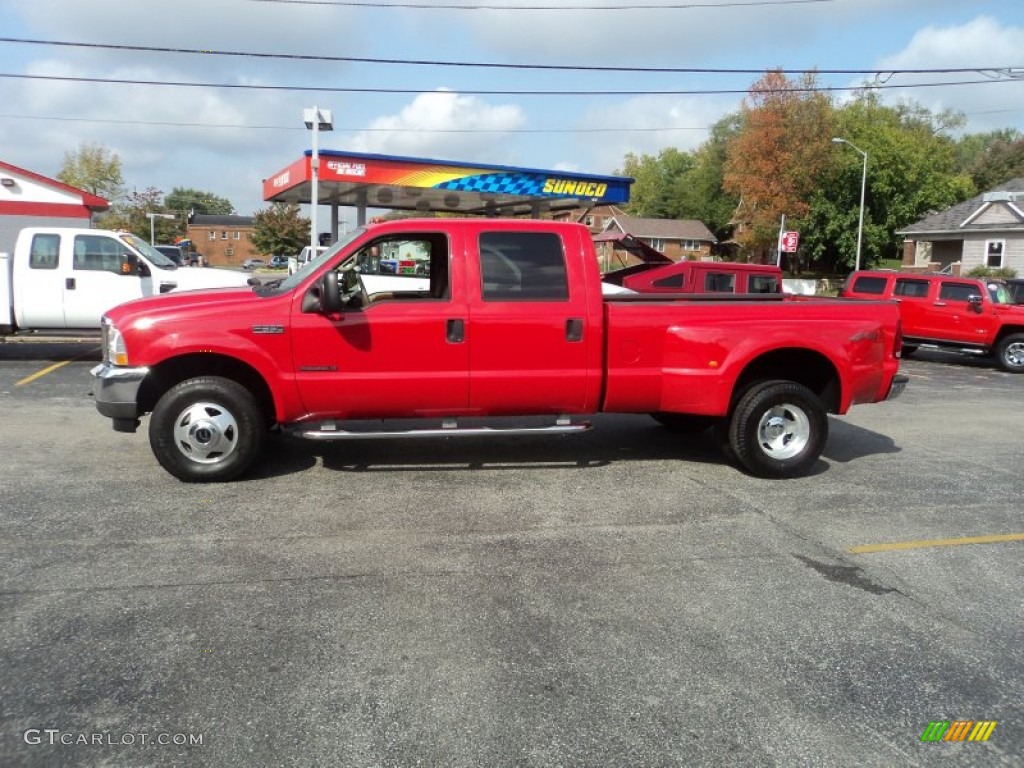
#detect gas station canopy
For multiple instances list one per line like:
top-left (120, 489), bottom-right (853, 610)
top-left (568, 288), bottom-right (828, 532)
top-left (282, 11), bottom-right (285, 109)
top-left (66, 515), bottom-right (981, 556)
top-left (263, 150), bottom-right (633, 223)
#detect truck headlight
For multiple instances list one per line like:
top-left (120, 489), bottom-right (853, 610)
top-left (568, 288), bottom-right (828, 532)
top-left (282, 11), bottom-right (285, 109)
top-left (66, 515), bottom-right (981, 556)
top-left (103, 318), bottom-right (129, 366)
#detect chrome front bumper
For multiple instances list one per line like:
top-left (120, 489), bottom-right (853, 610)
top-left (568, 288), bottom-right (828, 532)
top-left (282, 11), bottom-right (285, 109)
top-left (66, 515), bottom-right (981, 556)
top-left (91, 362), bottom-right (149, 431)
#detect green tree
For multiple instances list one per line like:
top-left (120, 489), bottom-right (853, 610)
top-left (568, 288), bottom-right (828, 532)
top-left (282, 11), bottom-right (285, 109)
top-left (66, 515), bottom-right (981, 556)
top-left (960, 132), bottom-right (1024, 190)
top-left (251, 203), bottom-right (309, 256)
top-left (618, 148), bottom-right (695, 218)
top-left (57, 141), bottom-right (124, 201)
top-left (672, 113), bottom-right (742, 241)
top-left (165, 187), bottom-right (235, 216)
top-left (99, 187), bottom-right (180, 242)
top-left (802, 93), bottom-right (974, 272)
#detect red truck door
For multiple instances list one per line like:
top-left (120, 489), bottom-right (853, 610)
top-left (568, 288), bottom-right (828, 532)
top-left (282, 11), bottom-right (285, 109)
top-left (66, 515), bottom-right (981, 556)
top-left (465, 226), bottom-right (599, 414)
top-left (289, 230), bottom-right (470, 419)
top-left (930, 279), bottom-right (999, 345)
top-left (891, 276), bottom-right (932, 337)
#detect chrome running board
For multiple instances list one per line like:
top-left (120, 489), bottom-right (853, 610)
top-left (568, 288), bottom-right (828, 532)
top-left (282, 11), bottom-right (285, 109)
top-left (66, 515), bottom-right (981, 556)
top-left (292, 416), bottom-right (591, 441)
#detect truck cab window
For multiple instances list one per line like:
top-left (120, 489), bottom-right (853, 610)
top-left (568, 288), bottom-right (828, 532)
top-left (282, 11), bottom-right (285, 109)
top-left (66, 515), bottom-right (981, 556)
top-left (704, 273), bottom-right (735, 293)
top-left (479, 232), bottom-right (569, 301)
top-left (29, 234), bottom-right (60, 270)
top-left (73, 235), bottom-right (132, 275)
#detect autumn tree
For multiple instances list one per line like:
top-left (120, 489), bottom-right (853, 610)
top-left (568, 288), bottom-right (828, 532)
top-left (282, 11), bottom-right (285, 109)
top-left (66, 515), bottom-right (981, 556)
top-left (57, 142), bottom-right (124, 201)
top-left (251, 203), bottom-right (309, 256)
top-left (723, 70), bottom-right (834, 257)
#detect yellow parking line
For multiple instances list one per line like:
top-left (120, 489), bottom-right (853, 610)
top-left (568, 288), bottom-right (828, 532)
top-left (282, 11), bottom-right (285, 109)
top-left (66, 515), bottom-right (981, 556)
top-left (15, 347), bottom-right (101, 387)
top-left (849, 533), bottom-right (1024, 554)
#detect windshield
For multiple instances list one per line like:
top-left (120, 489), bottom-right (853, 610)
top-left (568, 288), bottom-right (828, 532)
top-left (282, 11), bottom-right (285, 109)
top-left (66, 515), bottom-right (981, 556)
top-left (987, 281), bottom-right (1013, 305)
top-left (258, 228), bottom-right (366, 295)
top-left (120, 233), bottom-right (178, 270)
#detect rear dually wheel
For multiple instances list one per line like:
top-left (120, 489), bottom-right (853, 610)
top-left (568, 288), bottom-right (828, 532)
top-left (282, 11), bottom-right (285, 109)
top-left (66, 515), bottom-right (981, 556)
top-left (728, 380), bottom-right (828, 478)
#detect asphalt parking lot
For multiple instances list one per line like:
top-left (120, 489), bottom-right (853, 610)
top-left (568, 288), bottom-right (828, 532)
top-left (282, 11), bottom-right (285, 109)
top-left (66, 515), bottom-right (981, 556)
top-left (0, 341), bottom-right (1021, 767)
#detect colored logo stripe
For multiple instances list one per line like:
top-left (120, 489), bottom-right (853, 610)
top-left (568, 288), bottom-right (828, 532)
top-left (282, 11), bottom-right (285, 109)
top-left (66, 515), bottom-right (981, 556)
top-left (969, 721), bottom-right (997, 741)
top-left (921, 720), bottom-right (997, 742)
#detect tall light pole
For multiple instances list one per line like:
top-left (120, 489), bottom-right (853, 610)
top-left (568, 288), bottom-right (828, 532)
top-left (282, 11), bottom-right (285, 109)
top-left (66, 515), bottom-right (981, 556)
top-left (303, 106), bottom-right (333, 256)
top-left (146, 212), bottom-right (175, 245)
top-left (831, 138), bottom-right (868, 272)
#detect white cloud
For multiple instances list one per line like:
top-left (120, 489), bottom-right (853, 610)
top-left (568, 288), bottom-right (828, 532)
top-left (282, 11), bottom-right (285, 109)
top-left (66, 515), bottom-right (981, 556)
top-left (573, 95), bottom-right (734, 174)
top-left (348, 90), bottom-right (527, 160)
top-left (871, 16), bottom-right (1024, 133)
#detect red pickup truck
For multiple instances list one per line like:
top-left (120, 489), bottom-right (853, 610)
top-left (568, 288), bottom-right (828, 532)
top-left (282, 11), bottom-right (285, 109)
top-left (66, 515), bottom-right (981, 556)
top-left (840, 270), bottom-right (1024, 372)
top-left (92, 219), bottom-right (906, 482)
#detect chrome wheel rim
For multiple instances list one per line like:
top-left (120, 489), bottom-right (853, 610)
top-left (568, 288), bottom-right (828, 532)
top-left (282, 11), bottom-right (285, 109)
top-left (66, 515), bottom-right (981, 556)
top-left (172, 401), bottom-right (239, 463)
top-left (756, 403), bottom-right (810, 460)
top-left (1005, 341), bottom-right (1024, 369)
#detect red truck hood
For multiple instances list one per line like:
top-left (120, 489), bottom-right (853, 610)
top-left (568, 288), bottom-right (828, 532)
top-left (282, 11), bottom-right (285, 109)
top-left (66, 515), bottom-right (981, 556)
top-left (106, 286), bottom-right (263, 327)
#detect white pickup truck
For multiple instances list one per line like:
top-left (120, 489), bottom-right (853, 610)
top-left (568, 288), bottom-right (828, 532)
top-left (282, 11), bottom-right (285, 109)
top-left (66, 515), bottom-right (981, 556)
top-left (1, 227), bottom-right (251, 334)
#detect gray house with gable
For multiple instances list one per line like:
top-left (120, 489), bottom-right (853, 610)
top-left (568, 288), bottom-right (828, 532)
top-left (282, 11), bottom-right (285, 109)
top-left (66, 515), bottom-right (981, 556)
top-left (897, 178), bottom-right (1024, 275)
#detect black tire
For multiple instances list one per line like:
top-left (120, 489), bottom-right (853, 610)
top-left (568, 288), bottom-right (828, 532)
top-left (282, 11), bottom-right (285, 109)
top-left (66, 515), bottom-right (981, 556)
top-left (994, 333), bottom-right (1024, 373)
top-left (149, 376), bottom-right (267, 482)
top-left (728, 380), bottom-right (828, 478)
top-left (650, 413), bottom-right (716, 433)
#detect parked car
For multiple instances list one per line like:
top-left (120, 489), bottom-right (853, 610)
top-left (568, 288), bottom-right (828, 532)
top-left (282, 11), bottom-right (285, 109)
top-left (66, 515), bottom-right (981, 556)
top-left (242, 258), bottom-right (266, 270)
top-left (153, 244), bottom-right (185, 266)
top-left (839, 270), bottom-right (1024, 372)
top-left (269, 254), bottom-right (289, 269)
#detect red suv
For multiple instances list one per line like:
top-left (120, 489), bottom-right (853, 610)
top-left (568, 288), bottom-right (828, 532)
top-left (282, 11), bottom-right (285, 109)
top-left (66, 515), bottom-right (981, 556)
top-left (840, 271), bottom-right (1024, 373)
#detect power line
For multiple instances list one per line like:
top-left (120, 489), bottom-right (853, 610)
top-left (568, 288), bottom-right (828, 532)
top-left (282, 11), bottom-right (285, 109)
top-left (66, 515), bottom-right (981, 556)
top-left (2, 37), bottom-right (1021, 77)
top-left (0, 112), bottom-right (709, 132)
top-left (2, 71), bottom-right (1021, 96)
top-left (245, 0), bottom-right (839, 10)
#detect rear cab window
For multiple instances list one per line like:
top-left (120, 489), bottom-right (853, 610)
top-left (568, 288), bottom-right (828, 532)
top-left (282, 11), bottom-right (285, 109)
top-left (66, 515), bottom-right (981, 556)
top-left (478, 231), bottom-right (569, 301)
top-left (29, 233), bottom-right (60, 270)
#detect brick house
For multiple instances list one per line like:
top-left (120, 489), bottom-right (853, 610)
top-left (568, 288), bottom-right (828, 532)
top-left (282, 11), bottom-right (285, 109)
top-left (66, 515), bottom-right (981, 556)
top-left (897, 178), bottom-right (1024, 276)
top-left (186, 214), bottom-right (258, 268)
top-left (549, 204), bottom-right (619, 235)
top-left (600, 209), bottom-right (717, 261)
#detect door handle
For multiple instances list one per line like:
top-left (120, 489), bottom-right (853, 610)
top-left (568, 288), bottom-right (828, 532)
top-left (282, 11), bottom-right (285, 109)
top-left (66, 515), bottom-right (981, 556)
top-left (446, 318), bottom-right (465, 343)
top-left (65, 278), bottom-right (76, 290)
top-left (565, 317), bottom-right (584, 342)
top-left (933, 302), bottom-right (947, 307)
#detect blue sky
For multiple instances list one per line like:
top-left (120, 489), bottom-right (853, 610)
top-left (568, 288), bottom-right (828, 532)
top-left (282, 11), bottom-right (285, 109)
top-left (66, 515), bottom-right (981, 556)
top-left (0, 0), bottom-right (1021, 223)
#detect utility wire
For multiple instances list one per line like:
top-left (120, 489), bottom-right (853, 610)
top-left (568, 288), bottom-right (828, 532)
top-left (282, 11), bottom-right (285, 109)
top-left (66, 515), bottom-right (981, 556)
top-left (245, 0), bottom-right (840, 10)
top-left (1, 71), bottom-right (1020, 96)
top-left (2, 37), bottom-right (1021, 77)
top-left (0, 112), bottom-right (710, 132)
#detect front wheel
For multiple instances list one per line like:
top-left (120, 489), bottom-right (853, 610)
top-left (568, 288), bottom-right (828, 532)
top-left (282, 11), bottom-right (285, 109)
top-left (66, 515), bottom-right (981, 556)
top-left (728, 380), bottom-right (828, 478)
top-left (149, 376), bottom-right (267, 482)
top-left (995, 333), bottom-right (1024, 373)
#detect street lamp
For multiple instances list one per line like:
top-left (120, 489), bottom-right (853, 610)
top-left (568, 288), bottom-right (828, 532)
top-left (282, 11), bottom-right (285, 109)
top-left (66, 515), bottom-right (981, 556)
top-left (303, 106), bottom-right (333, 256)
top-left (831, 137), bottom-right (868, 272)
top-left (146, 212), bottom-right (175, 245)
